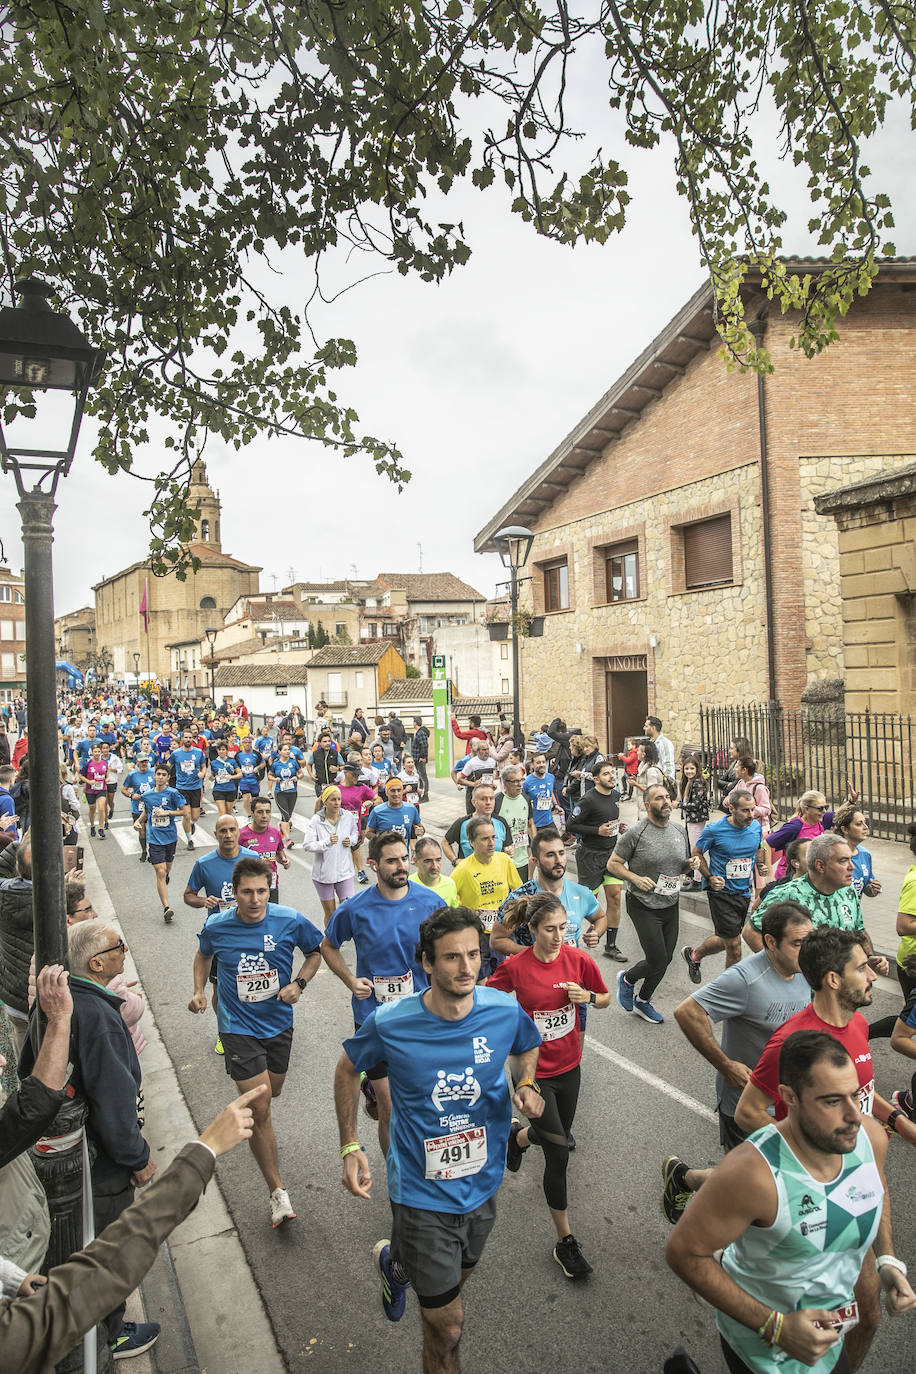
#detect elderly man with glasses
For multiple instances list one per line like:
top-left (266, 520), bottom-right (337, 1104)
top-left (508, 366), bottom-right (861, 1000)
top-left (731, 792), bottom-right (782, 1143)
top-left (19, 918), bottom-right (161, 1361)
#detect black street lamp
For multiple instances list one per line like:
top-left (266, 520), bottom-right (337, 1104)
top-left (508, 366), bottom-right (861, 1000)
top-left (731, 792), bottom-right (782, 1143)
top-left (493, 526), bottom-right (534, 748)
top-left (133, 649), bottom-right (141, 686)
top-left (205, 626), bottom-right (218, 705)
top-left (0, 276), bottom-right (105, 1369)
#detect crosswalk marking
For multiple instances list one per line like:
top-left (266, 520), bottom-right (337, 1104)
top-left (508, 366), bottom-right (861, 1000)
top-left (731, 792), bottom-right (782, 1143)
top-left (109, 824), bottom-right (141, 856)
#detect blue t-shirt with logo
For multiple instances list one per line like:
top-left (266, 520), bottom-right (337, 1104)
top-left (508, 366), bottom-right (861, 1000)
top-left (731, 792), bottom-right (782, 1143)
top-left (325, 883), bottom-right (443, 1024)
top-left (364, 802), bottom-right (421, 843)
top-left (138, 787), bottom-right (186, 844)
top-left (153, 732), bottom-right (177, 764)
top-left (522, 773), bottom-right (556, 828)
top-left (187, 846), bottom-right (258, 906)
top-left (695, 815), bottom-right (763, 893)
top-left (211, 758), bottom-right (241, 793)
top-left (270, 759), bottom-right (299, 793)
top-left (236, 750), bottom-right (262, 791)
top-left (198, 904), bottom-right (323, 1037)
top-left (123, 768), bottom-right (156, 817)
top-left (171, 747), bottom-right (206, 792)
top-left (343, 988), bottom-right (540, 1212)
top-left (850, 846), bottom-right (875, 899)
top-left (253, 734), bottom-right (274, 760)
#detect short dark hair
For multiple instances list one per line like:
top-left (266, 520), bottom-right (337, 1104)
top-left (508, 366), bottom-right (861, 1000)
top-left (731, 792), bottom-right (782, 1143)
top-left (469, 715), bottom-right (482, 728)
top-left (645, 716), bottom-right (662, 731)
top-left (368, 830), bottom-right (408, 864)
top-left (467, 815), bottom-right (495, 843)
top-left (251, 796), bottom-right (272, 811)
top-left (416, 906), bottom-right (483, 963)
top-left (530, 826), bottom-right (563, 859)
top-left (232, 856), bottom-right (273, 889)
top-left (154, 763), bottom-right (170, 775)
top-left (798, 926), bottom-right (867, 991)
top-left (778, 1029), bottom-right (852, 1096)
top-left (760, 901), bottom-right (812, 945)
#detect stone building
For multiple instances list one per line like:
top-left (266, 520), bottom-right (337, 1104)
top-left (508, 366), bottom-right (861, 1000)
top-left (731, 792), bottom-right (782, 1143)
top-left (0, 566), bottom-right (25, 700)
top-left (54, 605), bottom-right (96, 674)
top-left (815, 462), bottom-right (916, 714)
top-left (475, 260), bottom-right (916, 751)
top-left (92, 461), bottom-right (261, 682)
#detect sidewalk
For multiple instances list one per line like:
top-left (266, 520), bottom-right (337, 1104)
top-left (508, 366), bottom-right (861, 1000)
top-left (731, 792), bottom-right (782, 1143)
top-left (82, 839), bottom-right (285, 1374)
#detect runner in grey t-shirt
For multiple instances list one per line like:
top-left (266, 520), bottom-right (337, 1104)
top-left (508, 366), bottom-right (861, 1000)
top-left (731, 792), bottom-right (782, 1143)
top-left (660, 900), bottom-right (813, 1223)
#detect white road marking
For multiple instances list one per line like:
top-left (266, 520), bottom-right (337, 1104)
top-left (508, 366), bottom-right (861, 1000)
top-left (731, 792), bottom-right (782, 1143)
top-left (109, 826), bottom-right (141, 856)
top-left (584, 1035), bottom-right (717, 1123)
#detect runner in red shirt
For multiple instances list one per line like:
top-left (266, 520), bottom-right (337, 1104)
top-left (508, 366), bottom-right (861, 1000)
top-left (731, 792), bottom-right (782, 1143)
top-left (487, 891), bottom-right (608, 1280)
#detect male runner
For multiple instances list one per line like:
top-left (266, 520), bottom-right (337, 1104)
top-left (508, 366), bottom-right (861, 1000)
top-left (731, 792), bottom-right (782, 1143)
top-left (307, 730), bottom-right (341, 800)
top-left (239, 797), bottom-right (290, 902)
top-left (454, 738), bottom-right (498, 814)
top-left (442, 784), bottom-right (511, 865)
top-left (334, 905), bottom-right (543, 1371)
top-left (410, 836), bottom-right (459, 906)
top-left (666, 1029), bottom-right (915, 1374)
top-left (521, 752), bottom-right (557, 829)
top-left (682, 790), bottom-right (766, 981)
top-left (490, 827), bottom-right (604, 957)
top-left (364, 777), bottom-right (424, 855)
top-left (134, 764), bottom-right (189, 922)
top-left (120, 751), bottom-right (156, 863)
top-left (496, 764), bottom-right (535, 880)
top-left (188, 856), bottom-right (323, 1227)
top-left (566, 758), bottom-right (627, 960)
top-left (451, 818), bottom-right (522, 975)
top-left (321, 832), bottom-right (444, 1150)
top-left (169, 728), bottom-right (207, 850)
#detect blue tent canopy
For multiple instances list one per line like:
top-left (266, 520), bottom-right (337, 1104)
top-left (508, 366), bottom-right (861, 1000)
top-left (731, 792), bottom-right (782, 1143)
top-left (56, 660), bottom-right (84, 688)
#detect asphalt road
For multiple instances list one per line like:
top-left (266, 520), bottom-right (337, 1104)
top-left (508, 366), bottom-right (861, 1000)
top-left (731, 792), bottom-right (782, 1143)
top-left (88, 784), bottom-right (916, 1374)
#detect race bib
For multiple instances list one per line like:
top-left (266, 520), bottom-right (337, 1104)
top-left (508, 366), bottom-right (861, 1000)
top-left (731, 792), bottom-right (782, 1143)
top-left (512, 827), bottom-right (528, 849)
top-left (725, 857), bottom-right (753, 880)
top-left (424, 1127), bottom-right (487, 1180)
top-left (533, 1003), bottom-right (576, 1042)
top-left (236, 967), bottom-right (280, 1002)
top-left (242, 764), bottom-right (254, 775)
top-left (279, 778), bottom-right (296, 792)
top-left (478, 909), bottom-right (496, 933)
top-left (180, 760), bottom-right (194, 774)
top-left (535, 795), bottom-right (552, 810)
top-left (151, 807), bottom-right (169, 827)
top-left (373, 971), bottom-right (414, 1002)
top-left (216, 770), bottom-right (230, 784)
top-left (654, 874), bottom-right (682, 898)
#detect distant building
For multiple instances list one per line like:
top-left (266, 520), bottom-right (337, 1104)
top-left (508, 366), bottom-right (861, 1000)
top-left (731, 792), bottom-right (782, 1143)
top-left (93, 461), bottom-right (261, 682)
top-left (0, 567), bottom-right (25, 700)
top-left (54, 605), bottom-right (95, 674)
top-left (305, 642), bottom-right (406, 719)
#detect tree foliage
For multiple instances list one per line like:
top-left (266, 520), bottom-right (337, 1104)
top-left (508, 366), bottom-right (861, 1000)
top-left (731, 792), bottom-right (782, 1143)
top-left (2, 0), bottom-right (912, 571)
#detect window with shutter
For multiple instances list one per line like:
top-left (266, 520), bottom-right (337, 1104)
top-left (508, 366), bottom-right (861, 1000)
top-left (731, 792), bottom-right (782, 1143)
top-left (543, 560), bottom-right (569, 611)
top-left (683, 514), bottom-right (733, 588)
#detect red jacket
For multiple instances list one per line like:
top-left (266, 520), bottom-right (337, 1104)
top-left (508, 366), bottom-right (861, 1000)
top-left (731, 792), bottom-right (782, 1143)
top-left (12, 736), bottom-right (28, 768)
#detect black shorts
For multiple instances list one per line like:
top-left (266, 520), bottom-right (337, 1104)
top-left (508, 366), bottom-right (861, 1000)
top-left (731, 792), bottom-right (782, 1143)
top-left (85, 790), bottom-right (106, 803)
top-left (221, 1027), bottom-right (293, 1081)
top-left (178, 788), bottom-right (201, 809)
top-left (269, 885), bottom-right (279, 904)
top-left (106, 784), bottom-right (117, 796)
top-left (575, 847), bottom-right (619, 893)
top-left (148, 841), bottom-right (177, 865)
top-left (391, 1195), bottom-right (497, 1308)
top-left (214, 787), bottom-right (238, 803)
top-left (707, 888), bottom-right (750, 939)
top-left (717, 1107), bottom-right (747, 1152)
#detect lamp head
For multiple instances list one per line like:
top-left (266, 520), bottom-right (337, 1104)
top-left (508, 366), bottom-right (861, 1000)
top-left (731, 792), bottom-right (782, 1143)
top-left (493, 525), bottom-right (534, 572)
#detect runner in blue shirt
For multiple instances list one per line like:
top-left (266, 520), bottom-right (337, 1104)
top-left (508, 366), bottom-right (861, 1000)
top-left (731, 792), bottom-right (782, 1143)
top-left (268, 742), bottom-right (301, 844)
top-left (189, 855), bottom-right (323, 1229)
top-left (364, 777), bottom-right (424, 856)
top-left (209, 742), bottom-right (241, 817)
top-left (75, 726), bottom-right (99, 770)
top-left (153, 722), bottom-right (178, 770)
top-left (170, 728), bottom-right (207, 850)
top-left (120, 753), bottom-right (156, 863)
top-left (134, 764), bottom-right (189, 924)
top-left (334, 904), bottom-right (543, 1352)
top-left (236, 744), bottom-right (264, 817)
top-left (522, 754), bottom-right (558, 829)
top-left (684, 791), bottom-right (766, 982)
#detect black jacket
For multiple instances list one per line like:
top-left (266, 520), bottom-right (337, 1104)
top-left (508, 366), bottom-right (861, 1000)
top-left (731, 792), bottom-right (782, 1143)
top-left (546, 718), bottom-right (581, 781)
top-left (0, 1074), bottom-right (66, 1170)
top-left (388, 718), bottom-right (406, 748)
top-left (0, 844), bottom-right (32, 1016)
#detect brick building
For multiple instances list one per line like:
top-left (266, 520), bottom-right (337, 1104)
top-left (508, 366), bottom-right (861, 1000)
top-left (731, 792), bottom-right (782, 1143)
top-left (54, 605), bottom-right (95, 674)
top-left (475, 260), bottom-right (916, 752)
top-left (0, 566), bottom-right (25, 700)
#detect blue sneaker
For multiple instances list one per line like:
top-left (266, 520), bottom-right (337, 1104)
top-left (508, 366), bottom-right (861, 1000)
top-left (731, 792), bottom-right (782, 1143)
top-left (110, 1320), bottom-right (161, 1360)
top-left (616, 970), bottom-right (635, 1013)
top-left (372, 1239), bottom-right (410, 1321)
top-left (633, 996), bottom-right (664, 1024)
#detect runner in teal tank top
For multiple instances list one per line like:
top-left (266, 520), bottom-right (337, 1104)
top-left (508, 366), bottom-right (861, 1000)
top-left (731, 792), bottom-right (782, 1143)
top-left (667, 1029), bottom-right (915, 1374)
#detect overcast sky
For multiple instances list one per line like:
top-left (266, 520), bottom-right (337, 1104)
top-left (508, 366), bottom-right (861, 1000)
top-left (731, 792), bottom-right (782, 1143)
top-left (2, 64), bottom-right (914, 619)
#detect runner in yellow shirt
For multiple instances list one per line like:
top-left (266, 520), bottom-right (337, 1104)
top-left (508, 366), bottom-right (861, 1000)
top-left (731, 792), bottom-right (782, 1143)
top-left (451, 816), bottom-right (522, 975)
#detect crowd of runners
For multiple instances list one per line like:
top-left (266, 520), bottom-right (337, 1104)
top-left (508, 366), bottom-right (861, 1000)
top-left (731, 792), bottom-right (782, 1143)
top-left (2, 692), bottom-right (916, 1372)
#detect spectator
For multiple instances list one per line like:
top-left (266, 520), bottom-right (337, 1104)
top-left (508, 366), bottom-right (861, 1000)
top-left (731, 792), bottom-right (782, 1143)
top-left (0, 835), bottom-right (32, 1055)
top-left (643, 716), bottom-right (675, 782)
top-left (450, 712), bottom-right (491, 751)
top-left (616, 741), bottom-right (639, 799)
top-left (632, 740), bottom-right (664, 819)
top-left (387, 713), bottom-right (406, 764)
top-left (0, 723), bottom-right (9, 768)
top-left (349, 708), bottom-right (370, 743)
top-left (411, 716), bottom-right (429, 801)
top-left (723, 756), bottom-right (771, 825)
top-left (713, 736), bottom-right (752, 802)
top-left (765, 787), bottom-right (853, 880)
top-left (544, 717), bottom-right (580, 809)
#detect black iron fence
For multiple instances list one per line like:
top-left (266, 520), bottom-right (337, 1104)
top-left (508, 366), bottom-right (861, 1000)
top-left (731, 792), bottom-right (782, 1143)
top-left (699, 702), bottom-right (916, 842)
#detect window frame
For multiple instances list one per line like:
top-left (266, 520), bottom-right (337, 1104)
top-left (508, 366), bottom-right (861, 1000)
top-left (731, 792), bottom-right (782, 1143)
top-left (604, 541), bottom-right (640, 604)
top-left (543, 559), bottom-right (570, 613)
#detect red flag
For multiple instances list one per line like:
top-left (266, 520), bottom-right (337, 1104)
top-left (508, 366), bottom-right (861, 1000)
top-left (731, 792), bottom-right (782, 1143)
top-left (139, 581), bottom-right (149, 632)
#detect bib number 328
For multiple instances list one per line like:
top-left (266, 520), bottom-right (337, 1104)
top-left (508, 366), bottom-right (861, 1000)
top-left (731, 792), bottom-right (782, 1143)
top-left (424, 1127), bottom-right (487, 1180)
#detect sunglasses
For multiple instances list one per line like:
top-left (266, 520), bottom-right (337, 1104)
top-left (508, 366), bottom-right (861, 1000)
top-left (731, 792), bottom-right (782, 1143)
top-left (94, 938), bottom-right (127, 958)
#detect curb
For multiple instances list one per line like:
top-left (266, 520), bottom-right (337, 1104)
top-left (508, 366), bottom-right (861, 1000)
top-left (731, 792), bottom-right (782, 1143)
top-left (81, 837), bottom-right (286, 1374)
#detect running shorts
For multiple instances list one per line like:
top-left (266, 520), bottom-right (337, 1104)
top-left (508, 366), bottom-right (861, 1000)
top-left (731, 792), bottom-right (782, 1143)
top-left (221, 1027), bottom-right (293, 1081)
top-left (390, 1195), bottom-right (497, 1308)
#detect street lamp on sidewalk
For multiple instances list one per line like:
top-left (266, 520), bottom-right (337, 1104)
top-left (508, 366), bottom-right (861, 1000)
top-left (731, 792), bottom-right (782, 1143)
top-left (205, 626), bottom-right (218, 706)
top-left (133, 649), bottom-right (141, 687)
top-left (0, 276), bottom-right (105, 1366)
top-left (493, 525), bottom-right (534, 748)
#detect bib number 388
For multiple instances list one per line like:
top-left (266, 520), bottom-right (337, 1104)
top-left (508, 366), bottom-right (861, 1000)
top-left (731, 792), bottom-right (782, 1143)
top-left (424, 1127), bottom-right (487, 1180)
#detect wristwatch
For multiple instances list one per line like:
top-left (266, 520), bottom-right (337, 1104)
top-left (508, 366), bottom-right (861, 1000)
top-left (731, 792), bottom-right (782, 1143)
top-left (588, 991), bottom-right (597, 1006)
top-left (294, 977), bottom-right (307, 991)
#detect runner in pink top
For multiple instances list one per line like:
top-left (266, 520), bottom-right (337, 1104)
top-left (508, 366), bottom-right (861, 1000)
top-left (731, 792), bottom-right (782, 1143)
top-left (766, 787), bottom-right (849, 878)
top-left (79, 743), bottom-right (110, 838)
top-left (239, 796), bottom-right (290, 901)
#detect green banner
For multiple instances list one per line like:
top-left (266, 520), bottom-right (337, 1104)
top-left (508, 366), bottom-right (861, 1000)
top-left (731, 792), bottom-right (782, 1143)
top-left (432, 654), bottom-right (452, 778)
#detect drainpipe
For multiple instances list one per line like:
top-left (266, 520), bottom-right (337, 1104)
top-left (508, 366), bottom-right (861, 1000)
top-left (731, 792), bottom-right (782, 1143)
top-left (749, 314), bottom-right (778, 704)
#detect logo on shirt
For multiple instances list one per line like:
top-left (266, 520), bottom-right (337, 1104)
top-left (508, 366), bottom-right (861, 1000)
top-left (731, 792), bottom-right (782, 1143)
top-left (237, 951), bottom-right (271, 976)
top-left (798, 1194), bottom-right (819, 1216)
top-left (220, 881), bottom-right (234, 901)
top-left (263, 933), bottom-right (276, 951)
top-left (431, 1067), bottom-right (481, 1111)
top-left (472, 1036), bottom-right (492, 1065)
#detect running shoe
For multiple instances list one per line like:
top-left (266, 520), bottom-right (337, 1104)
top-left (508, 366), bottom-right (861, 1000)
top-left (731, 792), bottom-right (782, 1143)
top-left (110, 1320), bottom-right (161, 1360)
top-left (566, 1132), bottom-right (576, 1151)
top-left (681, 945), bottom-right (702, 984)
top-left (616, 970), bottom-right (635, 1013)
top-left (163, 906), bottom-right (174, 924)
top-left (662, 1156), bottom-right (692, 1224)
top-left (98, 829), bottom-right (106, 840)
top-left (506, 1119), bottom-right (524, 1172)
top-left (360, 1071), bottom-right (379, 1121)
top-left (187, 839), bottom-right (195, 851)
top-left (105, 820), bottom-right (110, 830)
top-left (90, 826), bottom-right (97, 837)
top-left (633, 996), bottom-right (664, 1024)
top-left (165, 873), bottom-right (170, 885)
top-left (138, 852), bottom-right (146, 863)
top-left (553, 1234), bottom-right (593, 1279)
top-left (603, 943), bottom-right (628, 962)
top-left (372, 1239), bottom-right (410, 1321)
top-left (270, 1187), bottom-right (296, 1228)
top-left (892, 1088), bottom-right (915, 1121)
top-left (358, 869), bottom-right (370, 885)
top-left (214, 1036), bottom-right (224, 1055)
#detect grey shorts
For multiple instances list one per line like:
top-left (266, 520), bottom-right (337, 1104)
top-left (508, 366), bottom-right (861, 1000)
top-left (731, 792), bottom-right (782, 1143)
top-left (717, 1107), bottom-right (748, 1153)
top-left (390, 1195), bottom-right (497, 1308)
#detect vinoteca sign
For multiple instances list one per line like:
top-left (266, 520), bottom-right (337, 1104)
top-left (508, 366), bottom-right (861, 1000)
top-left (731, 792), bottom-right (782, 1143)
top-left (605, 655), bottom-right (648, 672)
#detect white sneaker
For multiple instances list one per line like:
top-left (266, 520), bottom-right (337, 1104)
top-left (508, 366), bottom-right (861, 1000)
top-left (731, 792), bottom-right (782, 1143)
top-left (270, 1187), bottom-right (296, 1228)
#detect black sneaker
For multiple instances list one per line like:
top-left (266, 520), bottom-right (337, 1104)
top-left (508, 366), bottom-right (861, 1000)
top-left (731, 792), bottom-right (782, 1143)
top-left (90, 826), bottom-right (97, 837)
top-left (110, 1320), bottom-right (161, 1359)
top-left (603, 943), bottom-right (628, 962)
top-left (681, 945), bottom-right (702, 984)
top-left (566, 1132), bottom-right (576, 1151)
top-left (163, 906), bottom-right (174, 924)
top-left (662, 1155), bottom-right (692, 1224)
top-left (892, 1088), bottom-right (916, 1121)
top-left (506, 1119), bottom-right (524, 1172)
top-left (553, 1234), bottom-right (593, 1279)
top-left (138, 851), bottom-right (146, 863)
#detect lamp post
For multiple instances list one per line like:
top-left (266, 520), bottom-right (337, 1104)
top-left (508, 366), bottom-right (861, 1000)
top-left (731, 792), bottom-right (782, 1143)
top-left (493, 525), bottom-right (534, 748)
top-left (205, 626), bottom-right (218, 706)
top-left (133, 649), bottom-right (141, 688)
top-left (0, 277), bottom-right (106, 1368)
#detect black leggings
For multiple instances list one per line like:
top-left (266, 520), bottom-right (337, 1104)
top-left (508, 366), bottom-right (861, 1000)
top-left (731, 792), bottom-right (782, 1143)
top-left (625, 892), bottom-right (680, 1000)
top-left (868, 961), bottom-right (916, 1040)
top-left (526, 1065), bottom-right (580, 1211)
